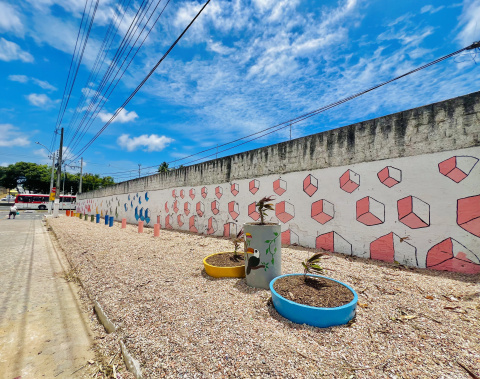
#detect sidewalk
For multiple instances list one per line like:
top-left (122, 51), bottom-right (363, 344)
top-left (0, 214), bottom-right (96, 378)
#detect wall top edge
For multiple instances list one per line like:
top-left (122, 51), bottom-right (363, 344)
top-left (78, 90), bottom-right (480, 200)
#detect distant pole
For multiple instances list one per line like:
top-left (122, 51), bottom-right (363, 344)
top-left (53, 128), bottom-right (63, 217)
top-left (49, 151), bottom-right (55, 214)
top-left (138, 164), bottom-right (141, 178)
top-left (79, 157), bottom-right (83, 194)
top-left (56, 128), bottom-right (64, 189)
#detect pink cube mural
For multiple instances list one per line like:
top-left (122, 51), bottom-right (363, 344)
top-left (377, 166), bottom-right (402, 188)
top-left (184, 202), bottom-right (190, 216)
top-left (249, 179), bottom-right (260, 194)
top-left (228, 201), bottom-right (239, 220)
top-left (231, 183), bottom-right (239, 196)
top-left (177, 214), bottom-right (184, 227)
top-left (356, 196), bottom-right (385, 226)
top-left (457, 195), bottom-right (480, 237)
top-left (189, 216), bottom-right (198, 233)
top-left (201, 187), bottom-right (208, 198)
top-left (275, 201), bottom-right (295, 223)
top-left (196, 202), bottom-right (205, 217)
top-left (370, 232), bottom-right (418, 266)
top-left (438, 156), bottom-right (478, 183)
top-left (211, 200), bottom-right (220, 215)
top-left (303, 174), bottom-right (318, 197)
top-left (223, 222), bottom-right (237, 237)
top-left (273, 179), bottom-right (287, 196)
top-left (311, 199), bottom-right (334, 224)
top-left (426, 238), bottom-right (480, 274)
top-left (398, 196), bottom-right (430, 229)
top-left (207, 217), bottom-right (217, 235)
top-left (215, 186), bottom-right (223, 199)
top-left (339, 169), bottom-right (360, 193)
top-left (189, 188), bottom-right (195, 200)
top-left (248, 202), bottom-right (260, 221)
top-left (316, 231), bottom-right (352, 256)
top-left (281, 229), bottom-right (299, 245)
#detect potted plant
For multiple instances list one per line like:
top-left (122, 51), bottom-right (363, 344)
top-left (269, 253), bottom-right (358, 328)
top-left (203, 229), bottom-right (246, 278)
top-left (244, 196), bottom-right (281, 289)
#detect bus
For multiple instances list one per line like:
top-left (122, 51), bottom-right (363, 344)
top-left (15, 194), bottom-right (76, 210)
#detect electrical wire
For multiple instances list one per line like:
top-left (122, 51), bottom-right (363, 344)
top-left (96, 41), bottom-right (480, 178)
top-left (68, 0), bottom-right (212, 162)
top-left (64, 0), bottom-right (157, 157)
top-left (64, 0), bottom-right (132, 144)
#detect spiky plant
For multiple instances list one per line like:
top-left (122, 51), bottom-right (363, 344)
top-left (256, 196), bottom-right (275, 225)
top-left (231, 229), bottom-right (244, 260)
top-left (302, 253), bottom-right (325, 281)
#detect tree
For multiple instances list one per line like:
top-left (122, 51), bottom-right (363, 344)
top-left (158, 161), bottom-right (169, 173)
top-left (0, 162), bottom-right (115, 194)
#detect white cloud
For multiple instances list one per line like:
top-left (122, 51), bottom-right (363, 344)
top-left (98, 108), bottom-right (139, 123)
top-left (117, 134), bottom-right (174, 152)
top-left (26, 93), bottom-right (52, 107)
top-left (31, 78), bottom-right (57, 91)
top-left (0, 38), bottom-right (33, 62)
top-left (0, 2), bottom-right (24, 35)
top-left (8, 75), bottom-right (56, 90)
top-left (457, 0), bottom-right (480, 46)
top-left (0, 124), bottom-right (30, 147)
top-left (420, 5), bottom-right (445, 14)
top-left (8, 74), bottom-right (28, 83)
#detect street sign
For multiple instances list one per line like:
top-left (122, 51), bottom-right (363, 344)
top-left (50, 187), bottom-right (56, 201)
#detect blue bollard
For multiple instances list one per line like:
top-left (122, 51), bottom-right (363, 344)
top-left (109, 216), bottom-right (114, 227)
top-left (105, 215), bottom-right (109, 225)
top-left (96, 214), bottom-right (100, 223)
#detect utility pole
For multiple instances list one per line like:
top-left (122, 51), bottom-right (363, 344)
top-left (138, 164), bottom-right (141, 178)
top-left (79, 157), bottom-right (83, 194)
top-left (62, 163), bottom-right (66, 195)
top-left (53, 128), bottom-right (63, 217)
top-left (56, 128), bottom-right (64, 189)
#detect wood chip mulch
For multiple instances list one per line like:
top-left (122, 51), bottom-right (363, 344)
top-left (48, 216), bottom-right (480, 378)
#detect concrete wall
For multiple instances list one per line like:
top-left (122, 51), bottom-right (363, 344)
top-left (78, 91), bottom-right (480, 274)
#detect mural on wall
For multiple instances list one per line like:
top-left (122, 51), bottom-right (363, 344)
top-left (77, 147), bottom-right (480, 275)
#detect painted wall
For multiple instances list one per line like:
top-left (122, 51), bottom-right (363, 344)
top-left (77, 92), bottom-right (480, 274)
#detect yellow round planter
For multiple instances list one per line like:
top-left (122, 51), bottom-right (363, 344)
top-left (203, 252), bottom-right (246, 278)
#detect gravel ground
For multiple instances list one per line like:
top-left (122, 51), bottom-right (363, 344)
top-left (48, 216), bottom-right (480, 379)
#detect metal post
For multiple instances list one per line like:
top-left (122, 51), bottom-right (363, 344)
top-left (54, 128), bottom-right (63, 217)
top-left (48, 151), bottom-right (55, 214)
top-left (79, 157), bottom-right (83, 194)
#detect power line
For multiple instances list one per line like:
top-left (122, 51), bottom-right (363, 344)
top-left (64, 0), bottom-right (163, 158)
top-left (96, 41), bottom-right (480, 178)
top-left (68, 0), bottom-right (212, 162)
top-left (64, 0), bottom-right (132, 145)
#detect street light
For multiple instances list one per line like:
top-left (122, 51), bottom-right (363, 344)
top-left (35, 142), bottom-right (57, 214)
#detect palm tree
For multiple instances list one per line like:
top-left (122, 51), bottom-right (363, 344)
top-left (158, 162), bottom-right (169, 173)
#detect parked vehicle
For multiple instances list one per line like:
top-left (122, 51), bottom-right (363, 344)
top-left (0, 195), bottom-right (16, 202)
top-left (15, 194), bottom-right (76, 210)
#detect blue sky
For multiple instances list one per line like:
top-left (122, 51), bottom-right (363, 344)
top-left (0, 0), bottom-right (479, 183)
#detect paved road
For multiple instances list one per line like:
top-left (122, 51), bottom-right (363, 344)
top-left (0, 212), bottom-right (95, 378)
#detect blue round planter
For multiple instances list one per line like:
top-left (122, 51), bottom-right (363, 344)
top-left (270, 274), bottom-right (358, 328)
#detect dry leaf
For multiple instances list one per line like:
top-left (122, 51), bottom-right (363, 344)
top-left (425, 295), bottom-right (434, 300)
top-left (358, 303), bottom-right (369, 308)
top-left (399, 315), bottom-right (417, 320)
top-left (88, 360), bottom-right (94, 364)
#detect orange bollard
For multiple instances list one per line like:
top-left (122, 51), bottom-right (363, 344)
top-left (154, 223), bottom-right (160, 237)
top-left (66, 210), bottom-right (70, 216)
top-left (138, 221), bottom-right (143, 233)
top-left (122, 218), bottom-right (127, 228)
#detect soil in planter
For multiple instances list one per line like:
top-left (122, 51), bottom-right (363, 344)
top-left (273, 276), bottom-right (354, 308)
top-left (205, 252), bottom-right (245, 267)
